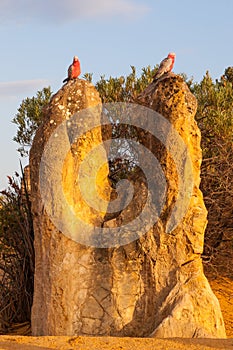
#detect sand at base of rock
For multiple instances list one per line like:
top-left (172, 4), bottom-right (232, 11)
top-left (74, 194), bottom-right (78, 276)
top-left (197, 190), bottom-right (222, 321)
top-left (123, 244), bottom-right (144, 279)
top-left (0, 336), bottom-right (233, 350)
top-left (209, 277), bottom-right (233, 338)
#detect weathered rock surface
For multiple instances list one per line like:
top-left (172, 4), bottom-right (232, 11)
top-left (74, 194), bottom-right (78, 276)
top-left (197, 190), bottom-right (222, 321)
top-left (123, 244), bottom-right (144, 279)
top-left (30, 76), bottom-right (226, 337)
top-left (30, 79), bottom-right (111, 335)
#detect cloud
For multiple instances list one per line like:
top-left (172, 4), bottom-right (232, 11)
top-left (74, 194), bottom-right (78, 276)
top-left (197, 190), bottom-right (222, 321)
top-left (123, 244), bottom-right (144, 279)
top-left (0, 79), bottom-right (49, 98)
top-left (0, 0), bottom-right (149, 25)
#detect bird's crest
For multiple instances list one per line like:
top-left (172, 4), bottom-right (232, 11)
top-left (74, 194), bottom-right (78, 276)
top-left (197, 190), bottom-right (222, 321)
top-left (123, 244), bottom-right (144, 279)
top-left (168, 52), bottom-right (176, 58)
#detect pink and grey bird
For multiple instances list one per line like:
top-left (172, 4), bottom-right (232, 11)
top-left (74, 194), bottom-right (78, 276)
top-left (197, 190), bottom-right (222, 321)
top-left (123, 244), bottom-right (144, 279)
top-left (153, 52), bottom-right (176, 81)
top-left (63, 56), bottom-right (81, 83)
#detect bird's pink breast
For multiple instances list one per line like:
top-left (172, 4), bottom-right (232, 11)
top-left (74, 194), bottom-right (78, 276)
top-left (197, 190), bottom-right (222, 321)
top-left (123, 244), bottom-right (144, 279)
top-left (71, 61), bottom-right (81, 78)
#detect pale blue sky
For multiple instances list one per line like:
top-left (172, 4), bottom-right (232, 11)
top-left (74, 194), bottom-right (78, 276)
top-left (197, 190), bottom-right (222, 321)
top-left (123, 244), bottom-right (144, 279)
top-left (1, 0), bottom-right (233, 189)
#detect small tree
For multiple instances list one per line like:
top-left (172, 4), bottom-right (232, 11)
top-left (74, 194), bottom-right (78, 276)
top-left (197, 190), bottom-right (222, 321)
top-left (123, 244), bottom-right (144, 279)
top-left (12, 87), bottom-right (52, 157)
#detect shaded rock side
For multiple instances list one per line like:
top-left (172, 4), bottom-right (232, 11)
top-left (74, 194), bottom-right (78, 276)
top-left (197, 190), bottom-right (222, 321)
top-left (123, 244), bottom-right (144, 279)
top-left (30, 77), bottom-right (226, 338)
top-left (133, 74), bottom-right (226, 338)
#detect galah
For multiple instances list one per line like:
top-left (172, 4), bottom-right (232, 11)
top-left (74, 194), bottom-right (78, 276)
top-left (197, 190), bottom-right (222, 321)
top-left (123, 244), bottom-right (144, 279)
top-left (153, 52), bottom-right (176, 81)
top-left (63, 56), bottom-right (81, 83)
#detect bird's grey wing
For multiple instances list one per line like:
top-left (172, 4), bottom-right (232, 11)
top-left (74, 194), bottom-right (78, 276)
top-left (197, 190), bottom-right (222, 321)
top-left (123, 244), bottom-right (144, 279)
top-left (152, 57), bottom-right (172, 80)
top-left (68, 64), bottom-right (73, 79)
top-left (157, 57), bottom-right (172, 74)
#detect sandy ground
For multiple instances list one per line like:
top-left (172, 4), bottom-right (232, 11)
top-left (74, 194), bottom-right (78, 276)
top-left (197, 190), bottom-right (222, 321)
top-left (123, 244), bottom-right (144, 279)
top-left (0, 336), bottom-right (233, 350)
top-left (0, 277), bottom-right (232, 350)
top-left (209, 277), bottom-right (233, 338)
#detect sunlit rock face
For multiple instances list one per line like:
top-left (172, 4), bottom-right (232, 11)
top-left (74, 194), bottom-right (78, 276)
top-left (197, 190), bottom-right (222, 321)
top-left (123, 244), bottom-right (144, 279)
top-left (30, 77), bottom-right (226, 338)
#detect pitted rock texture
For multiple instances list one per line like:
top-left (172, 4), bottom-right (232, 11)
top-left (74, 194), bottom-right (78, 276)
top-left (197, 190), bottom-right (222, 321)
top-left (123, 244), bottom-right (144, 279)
top-left (30, 77), bottom-right (226, 338)
top-left (30, 79), bottom-right (112, 335)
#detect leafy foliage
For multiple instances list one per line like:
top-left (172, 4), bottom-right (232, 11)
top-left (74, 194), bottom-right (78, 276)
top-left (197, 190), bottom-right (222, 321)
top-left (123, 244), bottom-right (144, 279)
top-left (96, 65), bottom-right (157, 103)
top-left (192, 71), bottom-right (233, 276)
top-left (12, 87), bottom-right (52, 157)
top-left (0, 167), bottom-right (34, 333)
top-left (223, 66), bottom-right (233, 83)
